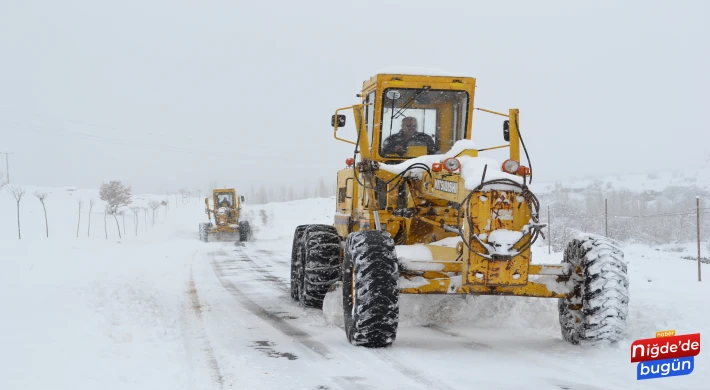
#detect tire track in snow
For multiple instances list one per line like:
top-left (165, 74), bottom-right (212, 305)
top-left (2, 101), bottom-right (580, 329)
top-left (225, 246), bottom-right (456, 390)
top-left (230, 248), bottom-right (290, 294)
top-left (421, 324), bottom-right (493, 350)
top-left (369, 349), bottom-right (453, 390)
top-left (184, 268), bottom-right (225, 389)
top-left (208, 250), bottom-right (332, 359)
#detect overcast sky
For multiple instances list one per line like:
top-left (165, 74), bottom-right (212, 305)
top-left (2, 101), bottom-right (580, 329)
top-left (0, 0), bottom-right (707, 194)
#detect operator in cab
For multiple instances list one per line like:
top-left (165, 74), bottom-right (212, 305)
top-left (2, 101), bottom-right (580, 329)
top-left (381, 116), bottom-right (436, 157)
top-left (218, 195), bottom-right (232, 208)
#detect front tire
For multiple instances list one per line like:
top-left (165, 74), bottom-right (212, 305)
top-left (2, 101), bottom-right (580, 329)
top-left (198, 222), bottom-right (210, 242)
top-left (558, 235), bottom-right (629, 345)
top-left (342, 230), bottom-right (399, 348)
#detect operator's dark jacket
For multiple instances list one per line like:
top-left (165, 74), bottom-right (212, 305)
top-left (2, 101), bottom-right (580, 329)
top-left (381, 131), bottom-right (436, 156)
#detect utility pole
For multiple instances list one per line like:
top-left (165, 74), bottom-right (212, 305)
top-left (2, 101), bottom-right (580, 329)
top-left (697, 196), bottom-right (702, 282)
top-left (0, 152), bottom-right (12, 184)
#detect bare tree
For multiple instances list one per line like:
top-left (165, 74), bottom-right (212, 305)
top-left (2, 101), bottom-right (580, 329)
top-left (119, 210), bottom-right (126, 236)
top-left (143, 206), bottom-right (149, 231)
top-left (130, 206), bottom-right (141, 236)
top-left (76, 198), bottom-right (83, 238)
top-left (99, 180), bottom-right (132, 239)
top-left (149, 201), bottom-right (160, 226)
top-left (162, 200), bottom-right (168, 217)
top-left (103, 207), bottom-right (108, 239)
top-left (87, 199), bottom-right (95, 237)
top-left (7, 185), bottom-right (26, 239)
top-left (33, 191), bottom-right (50, 237)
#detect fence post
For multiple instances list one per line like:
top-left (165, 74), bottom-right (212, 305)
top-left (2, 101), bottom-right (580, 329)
top-left (604, 199), bottom-right (609, 237)
top-left (698, 196), bottom-right (702, 282)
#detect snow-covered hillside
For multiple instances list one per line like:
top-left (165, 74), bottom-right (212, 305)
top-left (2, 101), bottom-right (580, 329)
top-left (532, 169), bottom-right (710, 195)
top-left (1, 185), bottom-right (708, 389)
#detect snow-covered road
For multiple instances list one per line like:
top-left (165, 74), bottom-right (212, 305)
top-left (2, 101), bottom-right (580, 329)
top-left (191, 234), bottom-right (707, 390)
top-left (1, 193), bottom-right (708, 389)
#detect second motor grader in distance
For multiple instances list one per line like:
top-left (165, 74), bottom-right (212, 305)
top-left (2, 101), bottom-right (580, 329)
top-left (199, 188), bottom-right (251, 243)
top-left (290, 70), bottom-right (629, 348)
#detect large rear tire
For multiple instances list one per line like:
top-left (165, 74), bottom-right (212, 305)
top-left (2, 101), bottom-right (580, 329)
top-left (298, 224), bottom-right (341, 308)
top-left (342, 230), bottom-right (399, 348)
top-left (239, 221), bottom-right (251, 242)
top-left (558, 235), bottom-right (629, 345)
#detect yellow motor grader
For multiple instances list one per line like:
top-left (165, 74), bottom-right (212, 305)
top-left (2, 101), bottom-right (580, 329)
top-left (199, 188), bottom-right (251, 242)
top-left (290, 70), bottom-right (629, 348)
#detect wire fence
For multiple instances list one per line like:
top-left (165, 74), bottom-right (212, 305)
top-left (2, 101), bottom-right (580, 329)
top-left (542, 198), bottom-right (706, 282)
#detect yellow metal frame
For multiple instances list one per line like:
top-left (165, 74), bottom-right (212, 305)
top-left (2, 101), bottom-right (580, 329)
top-left (330, 71), bottom-right (560, 299)
top-left (332, 105), bottom-right (358, 146)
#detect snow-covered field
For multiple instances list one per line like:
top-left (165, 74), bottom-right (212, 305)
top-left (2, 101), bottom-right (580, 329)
top-left (1, 186), bottom-right (709, 389)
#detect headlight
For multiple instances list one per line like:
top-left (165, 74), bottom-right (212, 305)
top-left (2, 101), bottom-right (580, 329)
top-left (502, 159), bottom-right (520, 174)
top-left (442, 158), bottom-right (460, 173)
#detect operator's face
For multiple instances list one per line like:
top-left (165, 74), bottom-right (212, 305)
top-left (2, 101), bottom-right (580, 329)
top-left (402, 119), bottom-right (417, 138)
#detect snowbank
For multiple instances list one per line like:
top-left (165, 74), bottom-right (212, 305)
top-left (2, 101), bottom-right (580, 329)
top-left (0, 199), bottom-right (206, 390)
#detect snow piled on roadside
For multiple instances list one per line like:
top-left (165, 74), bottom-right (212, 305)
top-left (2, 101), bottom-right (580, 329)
top-left (0, 187), bottom-right (208, 390)
top-left (238, 197), bottom-right (335, 242)
top-left (0, 237), bottom-right (203, 389)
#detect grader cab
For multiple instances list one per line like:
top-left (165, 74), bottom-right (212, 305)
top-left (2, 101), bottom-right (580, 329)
top-left (199, 188), bottom-right (251, 242)
top-left (290, 70), bottom-right (629, 348)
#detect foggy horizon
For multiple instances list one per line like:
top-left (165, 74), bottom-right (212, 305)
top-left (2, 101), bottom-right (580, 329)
top-left (1, 0), bottom-right (707, 194)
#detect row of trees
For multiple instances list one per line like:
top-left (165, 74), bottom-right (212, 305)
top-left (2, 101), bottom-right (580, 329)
top-left (1, 186), bottom-right (50, 239)
top-left (0, 174), bottom-right (169, 239)
top-left (244, 177), bottom-right (336, 205)
top-left (88, 180), bottom-right (168, 239)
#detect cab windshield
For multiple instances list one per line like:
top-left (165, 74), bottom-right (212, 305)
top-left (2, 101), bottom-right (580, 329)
top-left (380, 88), bottom-right (468, 159)
top-left (216, 193), bottom-right (233, 207)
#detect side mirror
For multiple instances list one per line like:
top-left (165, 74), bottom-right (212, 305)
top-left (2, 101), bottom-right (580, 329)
top-left (503, 120), bottom-right (510, 142)
top-left (240, 196), bottom-right (245, 202)
top-left (331, 114), bottom-right (346, 128)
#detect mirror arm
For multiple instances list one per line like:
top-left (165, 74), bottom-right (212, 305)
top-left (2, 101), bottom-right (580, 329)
top-left (332, 105), bottom-right (357, 145)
